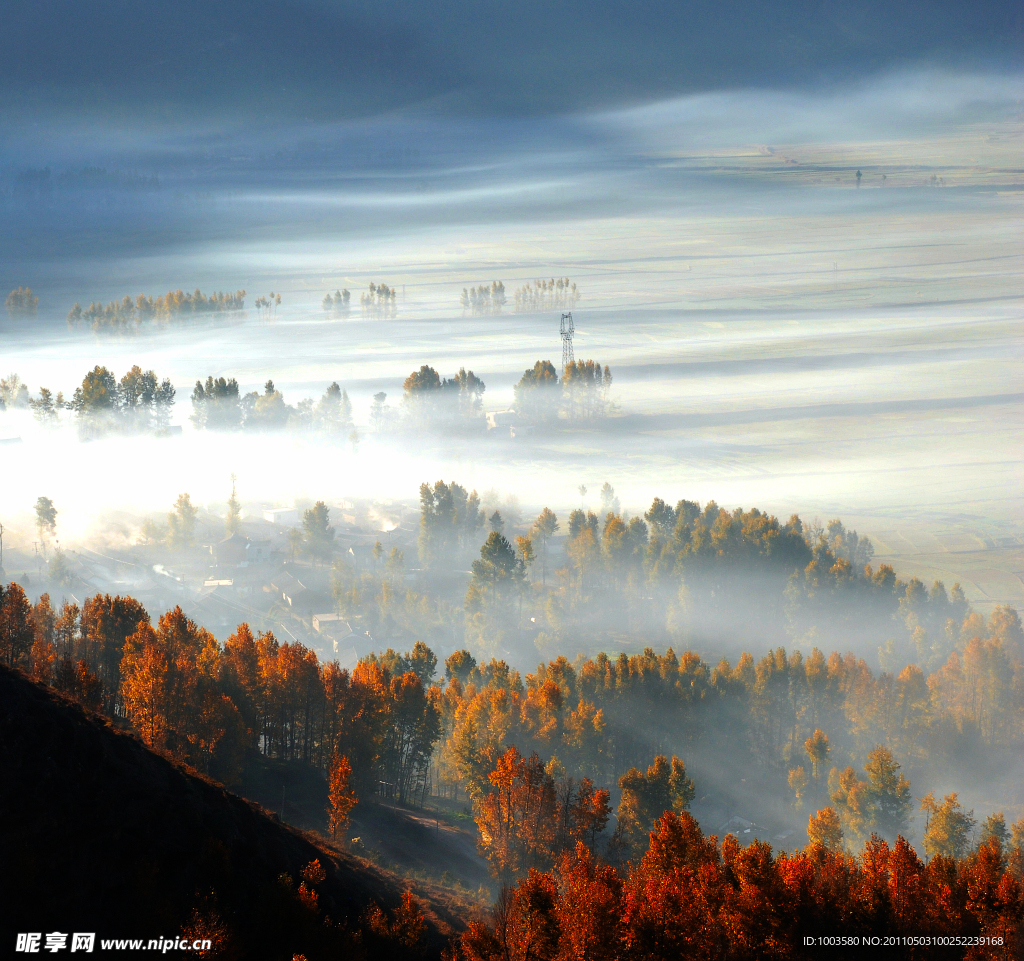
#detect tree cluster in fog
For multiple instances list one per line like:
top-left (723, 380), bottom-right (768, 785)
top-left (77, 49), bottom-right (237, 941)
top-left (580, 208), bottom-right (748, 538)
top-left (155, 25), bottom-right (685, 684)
top-left (0, 373), bottom-right (31, 410)
top-left (361, 282), bottom-right (398, 318)
top-left (24, 364), bottom-right (177, 437)
top-left (460, 281), bottom-right (507, 314)
top-left (66, 289), bottom-right (246, 333)
top-left (190, 376), bottom-right (355, 438)
top-left (514, 359), bottom-right (612, 425)
top-left (321, 289), bottom-right (352, 316)
top-left (253, 292), bottom-right (281, 319)
top-left (513, 278), bottom-right (580, 313)
top-left (5, 287), bottom-right (38, 314)
top-left (402, 364), bottom-right (486, 430)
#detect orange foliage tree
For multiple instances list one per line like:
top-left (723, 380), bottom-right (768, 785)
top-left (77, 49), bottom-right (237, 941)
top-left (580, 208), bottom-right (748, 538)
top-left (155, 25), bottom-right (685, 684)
top-left (327, 752), bottom-right (358, 841)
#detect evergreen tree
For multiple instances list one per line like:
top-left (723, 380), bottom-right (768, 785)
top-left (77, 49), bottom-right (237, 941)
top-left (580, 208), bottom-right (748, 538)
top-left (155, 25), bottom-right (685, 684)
top-left (302, 502), bottom-right (335, 563)
top-left (167, 493), bottom-right (198, 550)
top-left (226, 475), bottom-right (242, 536)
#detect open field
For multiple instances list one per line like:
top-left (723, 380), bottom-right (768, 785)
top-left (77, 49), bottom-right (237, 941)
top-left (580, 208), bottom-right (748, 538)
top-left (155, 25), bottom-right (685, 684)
top-left (1, 92), bottom-right (1021, 616)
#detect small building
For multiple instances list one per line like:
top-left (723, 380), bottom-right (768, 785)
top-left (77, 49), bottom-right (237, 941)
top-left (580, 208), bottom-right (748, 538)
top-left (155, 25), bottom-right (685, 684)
top-left (271, 571), bottom-right (305, 606)
top-left (213, 532), bottom-right (251, 567)
top-left (717, 816), bottom-right (773, 844)
top-left (187, 582), bottom-right (241, 637)
top-left (312, 612), bottom-right (348, 634)
top-left (263, 507), bottom-right (299, 526)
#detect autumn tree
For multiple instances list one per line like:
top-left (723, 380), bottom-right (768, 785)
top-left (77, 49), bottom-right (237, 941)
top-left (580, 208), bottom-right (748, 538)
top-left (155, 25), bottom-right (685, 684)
top-left (81, 592), bottom-right (150, 713)
top-left (445, 649), bottom-right (477, 684)
top-left (554, 843), bottom-right (623, 961)
top-left (862, 746), bottom-right (912, 841)
top-left (402, 365), bottom-right (485, 428)
top-left (71, 366), bottom-right (119, 421)
top-left (119, 606), bottom-right (242, 780)
top-left (554, 777), bottom-right (612, 855)
top-left (829, 746), bottom-right (911, 843)
top-left (476, 747), bottom-right (557, 885)
top-left (380, 670), bottom-right (441, 804)
top-left (327, 752), bottom-right (358, 841)
top-left (218, 622), bottom-right (264, 750)
top-left (920, 792), bottom-right (976, 860)
top-left (561, 359), bottom-right (611, 423)
top-left (614, 755), bottom-right (695, 860)
top-left (807, 807), bottom-right (844, 851)
top-left (248, 379), bottom-right (291, 431)
top-left (0, 581), bottom-right (34, 668)
top-left (788, 766), bottom-right (809, 804)
top-left (5, 286), bottom-right (39, 313)
top-left (403, 365), bottom-right (441, 421)
top-left (28, 593), bottom-right (57, 683)
top-left (804, 728), bottom-right (830, 780)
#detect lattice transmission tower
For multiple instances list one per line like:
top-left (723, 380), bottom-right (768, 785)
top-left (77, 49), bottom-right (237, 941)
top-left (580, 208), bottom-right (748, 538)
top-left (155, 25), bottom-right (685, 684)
top-left (560, 312), bottom-right (574, 369)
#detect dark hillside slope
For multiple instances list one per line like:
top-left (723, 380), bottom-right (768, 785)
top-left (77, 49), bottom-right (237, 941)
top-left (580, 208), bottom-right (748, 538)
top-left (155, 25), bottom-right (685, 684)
top-left (0, 664), bottom-right (457, 959)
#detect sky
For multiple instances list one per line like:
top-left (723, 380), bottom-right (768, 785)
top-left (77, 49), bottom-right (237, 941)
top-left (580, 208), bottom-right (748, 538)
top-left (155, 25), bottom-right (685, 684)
top-left (1, 0), bottom-right (1020, 120)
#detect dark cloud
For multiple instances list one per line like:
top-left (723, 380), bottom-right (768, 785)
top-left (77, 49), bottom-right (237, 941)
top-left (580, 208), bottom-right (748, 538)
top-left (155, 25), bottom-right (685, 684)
top-left (2, 0), bottom-right (1020, 119)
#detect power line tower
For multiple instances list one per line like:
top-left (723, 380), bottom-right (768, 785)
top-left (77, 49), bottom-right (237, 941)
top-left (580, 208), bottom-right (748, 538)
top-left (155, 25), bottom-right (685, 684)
top-left (560, 312), bottom-right (575, 369)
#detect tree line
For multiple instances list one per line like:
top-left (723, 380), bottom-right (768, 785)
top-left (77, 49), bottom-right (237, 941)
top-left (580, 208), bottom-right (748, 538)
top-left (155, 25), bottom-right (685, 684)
top-left (21, 365), bottom-right (176, 436)
top-left (2, 576), bottom-right (1022, 956)
top-left (0, 365), bottom-right (359, 442)
top-left (446, 487), bottom-right (994, 669)
top-left (3, 359), bottom-right (616, 435)
top-left (190, 376), bottom-right (355, 438)
top-left (66, 289), bottom-right (246, 332)
top-left (453, 812), bottom-right (1022, 960)
top-left (513, 278), bottom-right (580, 313)
top-left (460, 282), bottom-right (507, 314)
top-left (0, 584), bottom-right (441, 806)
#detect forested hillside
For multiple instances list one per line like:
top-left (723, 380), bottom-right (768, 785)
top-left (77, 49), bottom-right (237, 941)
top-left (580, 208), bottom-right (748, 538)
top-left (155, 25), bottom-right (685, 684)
top-left (0, 662), bottom-right (458, 958)
top-left (3, 480), bottom-right (1022, 957)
